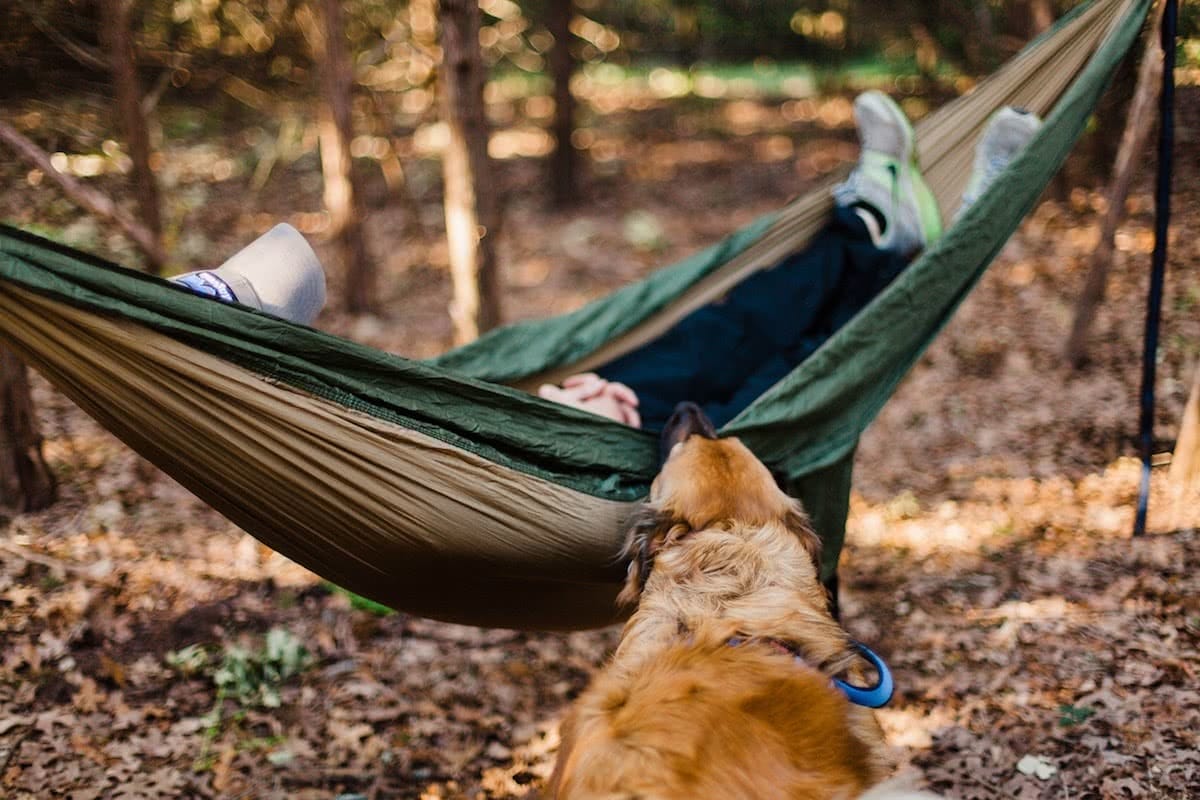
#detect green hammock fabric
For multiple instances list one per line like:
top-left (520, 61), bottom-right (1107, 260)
top-left (0, 0), bottom-right (1149, 630)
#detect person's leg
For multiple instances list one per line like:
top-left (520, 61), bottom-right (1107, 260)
top-left (810, 204), bottom-right (912, 333)
top-left (832, 91), bottom-right (942, 258)
top-left (595, 92), bottom-right (934, 430)
top-left (598, 303), bottom-right (753, 430)
top-left (701, 205), bottom-right (911, 427)
top-left (599, 199), bottom-right (887, 431)
top-left (725, 106), bottom-right (1044, 418)
top-left (555, 91), bottom-right (988, 428)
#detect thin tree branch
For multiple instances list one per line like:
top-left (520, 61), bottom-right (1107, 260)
top-left (0, 120), bottom-right (166, 266)
top-left (1063, 0), bottom-right (1165, 368)
top-left (18, 0), bottom-right (110, 72)
top-left (140, 68), bottom-right (174, 117)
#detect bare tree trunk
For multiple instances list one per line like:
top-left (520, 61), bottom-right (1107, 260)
top-left (1007, 0), bottom-right (1053, 38)
top-left (438, 0), bottom-right (502, 344)
top-left (100, 0), bottom-right (163, 273)
top-left (0, 349), bottom-right (57, 512)
top-left (548, 0), bottom-right (577, 208)
top-left (1169, 364), bottom-right (1200, 493)
top-left (1027, 0), bottom-right (1054, 35)
top-left (969, 0), bottom-right (997, 70)
top-left (1064, 1), bottom-right (1165, 368)
top-left (0, 121), bottom-right (166, 265)
top-left (314, 0), bottom-right (373, 313)
top-left (366, 90), bottom-right (426, 237)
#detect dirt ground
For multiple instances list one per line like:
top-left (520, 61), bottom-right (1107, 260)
top-left (1, 84), bottom-right (1198, 799)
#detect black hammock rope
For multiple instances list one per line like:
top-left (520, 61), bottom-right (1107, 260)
top-left (1134, 0), bottom-right (1177, 537)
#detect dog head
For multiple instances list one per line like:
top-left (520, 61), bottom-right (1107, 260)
top-left (619, 402), bottom-right (821, 605)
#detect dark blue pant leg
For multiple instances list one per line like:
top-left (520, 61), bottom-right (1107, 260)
top-left (600, 207), bottom-right (911, 430)
top-left (597, 304), bottom-right (749, 431)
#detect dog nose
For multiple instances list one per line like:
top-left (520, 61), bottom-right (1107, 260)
top-left (660, 402), bottom-right (718, 463)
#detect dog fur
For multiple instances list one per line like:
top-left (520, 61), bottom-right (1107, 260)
top-left (548, 423), bottom-right (933, 799)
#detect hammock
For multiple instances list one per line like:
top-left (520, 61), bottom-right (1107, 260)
top-left (0, 0), bottom-right (1149, 630)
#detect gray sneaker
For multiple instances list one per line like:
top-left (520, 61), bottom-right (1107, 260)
top-left (956, 107), bottom-right (1044, 220)
top-left (832, 91), bottom-right (943, 256)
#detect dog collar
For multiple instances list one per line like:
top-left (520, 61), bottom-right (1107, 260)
top-left (832, 642), bottom-right (894, 709)
top-left (728, 637), bottom-right (894, 709)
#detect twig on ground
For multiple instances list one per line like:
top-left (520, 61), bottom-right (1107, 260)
top-left (0, 726), bottom-right (32, 776)
top-left (278, 767), bottom-right (374, 786)
top-left (0, 540), bottom-right (116, 586)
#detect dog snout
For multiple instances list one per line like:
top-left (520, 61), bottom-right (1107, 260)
top-left (660, 402), bottom-right (718, 463)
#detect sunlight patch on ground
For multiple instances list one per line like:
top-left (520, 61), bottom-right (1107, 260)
top-left (847, 457), bottom-right (1198, 556)
top-left (877, 705), bottom-right (957, 750)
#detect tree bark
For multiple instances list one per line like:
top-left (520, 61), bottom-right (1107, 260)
top-left (968, 0), bottom-right (997, 71)
top-left (100, 0), bottom-right (164, 274)
top-left (0, 349), bottom-right (57, 512)
top-left (0, 120), bottom-right (166, 266)
top-left (1168, 364), bottom-right (1200, 494)
top-left (1027, 0), bottom-right (1054, 35)
top-left (1006, 0), bottom-right (1054, 39)
top-left (315, 0), bottom-right (374, 313)
top-left (438, 0), bottom-right (502, 344)
top-left (548, 0), bottom-right (578, 208)
top-left (1064, 0), bottom-right (1165, 368)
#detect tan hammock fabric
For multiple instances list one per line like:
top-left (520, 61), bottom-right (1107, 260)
top-left (0, 285), bottom-right (631, 629)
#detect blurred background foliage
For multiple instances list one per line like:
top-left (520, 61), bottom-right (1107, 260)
top-left (7, 0), bottom-right (1197, 101)
top-left (0, 0), bottom-right (1196, 275)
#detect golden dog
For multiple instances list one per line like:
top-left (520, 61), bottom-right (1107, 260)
top-left (549, 404), bottom-right (936, 800)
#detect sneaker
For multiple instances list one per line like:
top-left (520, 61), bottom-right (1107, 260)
top-left (956, 107), bottom-right (1043, 220)
top-left (832, 91), bottom-right (943, 256)
top-left (172, 223), bottom-right (327, 325)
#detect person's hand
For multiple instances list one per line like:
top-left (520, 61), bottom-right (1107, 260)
top-left (538, 373), bottom-right (641, 428)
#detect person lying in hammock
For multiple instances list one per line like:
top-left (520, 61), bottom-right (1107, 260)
top-left (538, 91), bottom-right (1042, 430)
top-left (176, 91), bottom-right (1039, 433)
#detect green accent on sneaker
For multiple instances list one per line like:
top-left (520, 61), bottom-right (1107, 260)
top-left (833, 91), bottom-right (943, 255)
top-left (910, 160), bottom-right (944, 247)
top-left (835, 149), bottom-right (942, 255)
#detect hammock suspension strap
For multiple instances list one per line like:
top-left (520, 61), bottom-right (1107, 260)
top-left (1134, 0), bottom-right (1177, 536)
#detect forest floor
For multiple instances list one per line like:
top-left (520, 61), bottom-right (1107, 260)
top-left (1, 83), bottom-right (1199, 799)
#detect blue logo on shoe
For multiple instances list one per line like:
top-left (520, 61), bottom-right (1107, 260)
top-left (174, 272), bottom-right (239, 304)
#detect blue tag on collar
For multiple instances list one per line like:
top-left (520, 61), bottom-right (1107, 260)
top-left (833, 642), bottom-right (894, 708)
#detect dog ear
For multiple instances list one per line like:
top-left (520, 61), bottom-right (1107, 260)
top-left (771, 469), bottom-right (822, 568)
top-left (617, 505), bottom-right (687, 607)
top-left (783, 501), bottom-right (823, 573)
